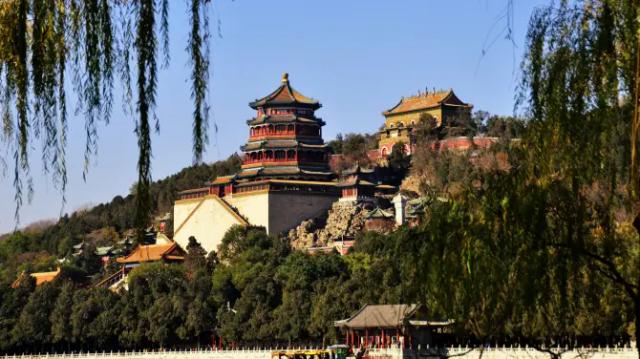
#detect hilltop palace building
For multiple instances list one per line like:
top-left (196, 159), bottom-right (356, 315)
top-left (173, 74), bottom-right (344, 253)
top-left (172, 75), bottom-right (490, 254)
top-left (378, 90), bottom-right (473, 156)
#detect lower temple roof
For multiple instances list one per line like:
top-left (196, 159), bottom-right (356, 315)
top-left (236, 165), bottom-right (333, 180)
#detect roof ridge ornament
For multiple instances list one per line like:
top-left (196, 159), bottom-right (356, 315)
top-left (281, 72), bottom-right (289, 83)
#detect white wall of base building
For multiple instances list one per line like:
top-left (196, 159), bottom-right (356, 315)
top-left (173, 191), bottom-right (338, 254)
top-left (173, 196), bottom-right (247, 254)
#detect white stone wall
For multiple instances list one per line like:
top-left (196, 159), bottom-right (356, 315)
top-left (269, 192), bottom-right (338, 235)
top-left (226, 192), bottom-right (270, 231)
top-left (0, 349), bottom-right (270, 359)
top-left (367, 346), bottom-right (639, 359)
top-left (172, 190), bottom-right (336, 254)
top-left (173, 196), bottom-right (246, 253)
top-left (3, 347), bottom-right (637, 359)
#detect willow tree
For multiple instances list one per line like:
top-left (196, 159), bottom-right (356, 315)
top-left (517, 0), bottom-right (640, 352)
top-left (0, 0), bottom-right (212, 237)
top-left (402, 0), bottom-right (639, 350)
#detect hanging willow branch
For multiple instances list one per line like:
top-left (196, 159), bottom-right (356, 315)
top-left (0, 0), bottom-right (213, 235)
top-left (189, 0), bottom-right (210, 164)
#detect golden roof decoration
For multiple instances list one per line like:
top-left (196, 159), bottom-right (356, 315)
top-left (383, 89), bottom-right (470, 116)
top-left (250, 73), bottom-right (320, 109)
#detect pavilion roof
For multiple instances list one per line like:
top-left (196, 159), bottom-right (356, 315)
top-left (366, 208), bottom-right (394, 219)
top-left (234, 178), bottom-right (337, 187)
top-left (241, 140), bottom-right (328, 152)
top-left (177, 187), bottom-right (209, 195)
top-left (209, 175), bottom-right (236, 185)
top-left (337, 177), bottom-right (376, 187)
top-left (242, 140), bottom-right (298, 151)
top-left (237, 165), bottom-right (334, 180)
top-left (383, 90), bottom-right (470, 116)
top-left (249, 73), bottom-right (320, 109)
top-left (407, 198), bottom-right (430, 217)
top-left (12, 267), bottom-right (62, 288)
top-left (260, 166), bottom-right (303, 175)
top-left (247, 115), bottom-right (324, 126)
top-left (116, 242), bottom-right (184, 264)
top-left (95, 246), bottom-right (114, 256)
top-left (31, 268), bottom-right (62, 286)
top-left (335, 304), bottom-right (418, 329)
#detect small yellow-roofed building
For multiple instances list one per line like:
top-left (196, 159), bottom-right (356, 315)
top-left (115, 241), bottom-right (185, 267)
top-left (96, 241), bottom-right (186, 291)
top-left (379, 89), bottom-right (472, 156)
top-left (11, 267), bottom-right (61, 288)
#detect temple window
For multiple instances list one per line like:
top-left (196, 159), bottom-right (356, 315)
top-left (287, 150), bottom-right (295, 159)
top-left (287, 124), bottom-right (294, 132)
top-left (275, 150), bottom-right (286, 160)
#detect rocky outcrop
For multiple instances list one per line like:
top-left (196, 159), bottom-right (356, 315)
top-left (288, 201), bottom-right (368, 249)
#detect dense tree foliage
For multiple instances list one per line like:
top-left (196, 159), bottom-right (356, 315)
top-left (515, 0), bottom-right (640, 353)
top-left (0, 218), bottom-right (634, 353)
top-left (327, 133), bottom-right (378, 172)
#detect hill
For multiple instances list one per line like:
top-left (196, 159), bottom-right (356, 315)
top-left (0, 154), bottom-right (242, 285)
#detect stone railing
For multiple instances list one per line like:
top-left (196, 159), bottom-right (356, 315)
top-left (2, 346), bottom-right (638, 359)
top-left (367, 345), bottom-right (638, 359)
top-left (1, 349), bottom-right (272, 359)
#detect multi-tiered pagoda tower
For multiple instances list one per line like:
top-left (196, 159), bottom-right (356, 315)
top-left (237, 73), bottom-right (332, 181)
top-left (172, 74), bottom-right (340, 253)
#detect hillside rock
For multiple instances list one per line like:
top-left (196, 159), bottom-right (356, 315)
top-left (288, 201), bottom-right (367, 249)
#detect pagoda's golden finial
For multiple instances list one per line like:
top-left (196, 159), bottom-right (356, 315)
top-left (281, 72), bottom-right (289, 83)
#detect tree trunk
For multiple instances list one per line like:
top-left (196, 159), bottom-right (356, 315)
top-left (635, 297), bottom-right (640, 358)
top-left (634, 217), bottom-right (640, 358)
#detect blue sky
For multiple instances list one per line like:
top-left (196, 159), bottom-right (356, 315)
top-left (0, 0), bottom-right (547, 233)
